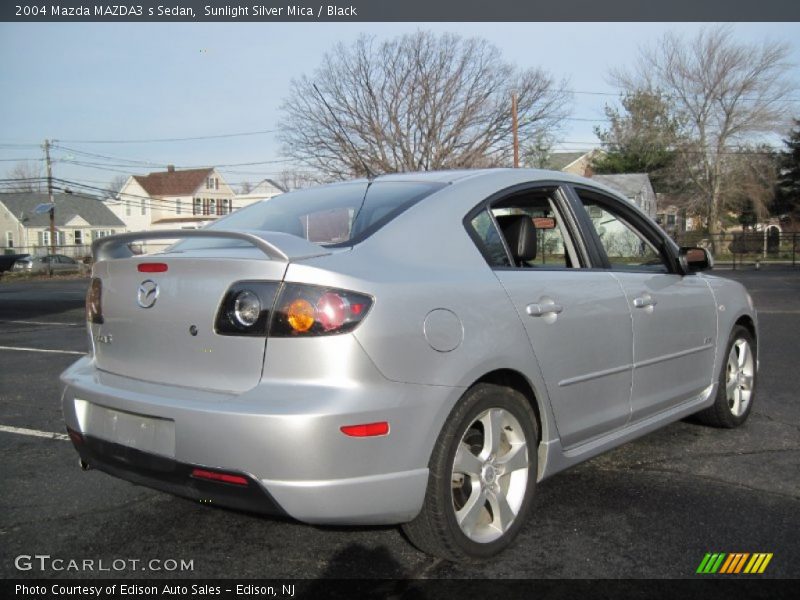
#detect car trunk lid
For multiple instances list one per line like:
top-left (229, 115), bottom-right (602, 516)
top-left (89, 230), bottom-right (329, 394)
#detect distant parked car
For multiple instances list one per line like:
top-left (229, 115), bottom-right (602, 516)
top-left (0, 253), bottom-right (30, 273)
top-left (12, 254), bottom-right (89, 275)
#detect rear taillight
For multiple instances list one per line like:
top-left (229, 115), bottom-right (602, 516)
top-left (215, 281), bottom-right (280, 336)
top-left (270, 284), bottom-right (373, 337)
top-left (215, 282), bottom-right (373, 337)
top-left (86, 278), bottom-right (103, 324)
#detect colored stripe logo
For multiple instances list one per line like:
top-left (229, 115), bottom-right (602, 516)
top-left (696, 553), bottom-right (773, 574)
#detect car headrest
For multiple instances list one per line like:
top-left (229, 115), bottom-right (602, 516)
top-left (497, 215), bottom-right (538, 264)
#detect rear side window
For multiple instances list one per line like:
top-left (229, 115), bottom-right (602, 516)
top-left (467, 187), bottom-right (582, 269)
top-left (174, 180), bottom-right (445, 251)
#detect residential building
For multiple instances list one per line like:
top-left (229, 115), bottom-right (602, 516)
top-left (235, 179), bottom-right (286, 206)
top-left (655, 199), bottom-right (698, 237)
top-left (590, 173), bottom-right (658, 220)
top-left (0, 192), bottom-right (125, 258)
top-left (108, 166), bottom-right (239, 232)
top-left (543, 150), bottom-right (603, 177)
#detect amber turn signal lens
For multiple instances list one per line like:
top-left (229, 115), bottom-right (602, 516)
top-left (286, 298), bottom-right (315, 332)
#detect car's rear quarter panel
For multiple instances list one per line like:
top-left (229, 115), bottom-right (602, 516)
top-left (283, 177), bottom-right (562, 474)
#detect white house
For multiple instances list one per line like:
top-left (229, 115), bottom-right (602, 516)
top-left (235, 179), bottom-right (286, 206)
top-left (108, 166), bottom-right (240, 232)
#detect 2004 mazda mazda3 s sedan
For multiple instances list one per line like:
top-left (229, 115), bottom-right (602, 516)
top-left (61, 169), bottom-right (758, 560)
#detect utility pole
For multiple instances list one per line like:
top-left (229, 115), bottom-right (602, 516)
top-left (512, 92), bottom-right (519, 168)
top-left (44, 139), bottom-right (55, 276)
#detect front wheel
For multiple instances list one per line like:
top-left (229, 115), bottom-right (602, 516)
top-left (696, 325), bottom-right (756, 428)
top-left (402, 383), bottom-right (538, 561)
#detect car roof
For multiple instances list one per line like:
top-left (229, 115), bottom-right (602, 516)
top-left (371, 168), bottom-right (630, 199)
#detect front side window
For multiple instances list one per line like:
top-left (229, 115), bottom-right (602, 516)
top-left (579, 196), bottom-right (668, 273)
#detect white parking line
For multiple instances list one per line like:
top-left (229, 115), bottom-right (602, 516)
top-left (0, 425), bottom-right (69, 441)
top-left (0, 345), bottom-right (85, 355)
top-left (0, 320), bottom-right (82, 326)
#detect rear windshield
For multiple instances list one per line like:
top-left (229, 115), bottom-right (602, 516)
top-left (173, 180), bottom-right (445, 251)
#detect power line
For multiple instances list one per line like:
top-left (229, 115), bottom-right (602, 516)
top-left (51, 144), bottom-right (164, 167)
top-left (56, 129), bottom-right (278, 144)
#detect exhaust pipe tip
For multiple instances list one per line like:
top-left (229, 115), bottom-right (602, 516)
top-left (79, 459), bottom-right (91, 471)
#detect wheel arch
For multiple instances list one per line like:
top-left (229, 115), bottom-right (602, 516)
top-left (735, 314), bottom-right (757, 349)
top-left (470, 368), bottom-right (546, 445)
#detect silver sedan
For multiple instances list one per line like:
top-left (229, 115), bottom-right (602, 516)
top-left (13, 254), bottom-right (88, 275)
top-left (61, 169), bottom-right (757, 560)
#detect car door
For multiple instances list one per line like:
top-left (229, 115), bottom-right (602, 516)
top-left (469, 185), bottom-right (634, 449)
top-left (572, 187), bottom-right (718, 422)
top-left (57, 255), bottom-right (79, 273)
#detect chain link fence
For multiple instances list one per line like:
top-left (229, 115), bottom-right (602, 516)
top-left (3, 233), bottom-right (798, 273)
top-left (2, 244), bottom-right (92, 261)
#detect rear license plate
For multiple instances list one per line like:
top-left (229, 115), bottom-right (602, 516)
top-left (74, 399), bottom-right (175, 458)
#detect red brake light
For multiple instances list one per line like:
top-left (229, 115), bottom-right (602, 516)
top-left (340, 422), bottom-right (390, 437)
top-left (190, 468), bottom-right (249, 486)
top-left (138, 263), bottom-right (168, 273)
top-left (270, 284), bottom-right (373, 337)
top-left (316, 292), bottom-right (348, 331)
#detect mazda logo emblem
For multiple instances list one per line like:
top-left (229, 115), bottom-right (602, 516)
top-left (136, 279), bottom-right (159, 309)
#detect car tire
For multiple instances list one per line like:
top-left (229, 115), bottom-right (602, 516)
top-left (402, 383), bottom-right (538, 561)
top-left (696, 325), bottom-right (756, 428)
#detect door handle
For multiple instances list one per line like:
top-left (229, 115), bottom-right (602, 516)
top-left (633, 294), bottom-right (657, 309)
top-left (526, 302), bottom-right (564, 317)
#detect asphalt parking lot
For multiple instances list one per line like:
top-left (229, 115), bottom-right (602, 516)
top-left (0, 269), bottom-right (798, 580)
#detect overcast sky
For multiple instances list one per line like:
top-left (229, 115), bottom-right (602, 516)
top-left (1, 22), bottom-right (798, 191)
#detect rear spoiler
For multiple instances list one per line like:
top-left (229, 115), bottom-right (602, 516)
top-left (91, 229), bottom-right (331, 262)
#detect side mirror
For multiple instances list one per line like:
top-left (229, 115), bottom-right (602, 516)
top-left (680, 246), bottom-right (714, 274)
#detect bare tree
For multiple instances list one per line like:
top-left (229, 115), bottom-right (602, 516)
top-left (239, 181), bottom-right (253, 195)
top-left (274, 169), bottom-right (322, 191)
top-left (104, 175), bottom-right (129, 199)
top-left (612, 26), bottom-right (794, 248)
top-left (722, 145), bottom-right (779, 225)
top-left (280, 31), bottom-right (570, 179)
top-left (3, 161), bottom-right (44, 192)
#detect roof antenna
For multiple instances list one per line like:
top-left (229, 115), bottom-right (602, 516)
top-left (312, 83), bottom-right (375, 181)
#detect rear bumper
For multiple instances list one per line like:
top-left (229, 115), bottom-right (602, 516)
top-left (70, 432), bottom-right (287, 517)
top-left (61, 356), bottom-right (460, 525)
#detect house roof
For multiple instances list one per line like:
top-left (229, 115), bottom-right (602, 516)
top-left (591, 173), bottom-right (654, 198)
top-left (151, 216), bottom-right (215, 225)
top-left (251, 178), bottom-right (286, 194)
top-left (543, 152), bottom-right (588, 171)
top-left (0, 192), bottom-right (125, 228)
top-left (133, 167), bottom-right (213, 196)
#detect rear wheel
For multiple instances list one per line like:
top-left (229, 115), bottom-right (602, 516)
top-left (697, 325), bottom-right (756, 428)
top-left (402, 383), bottom-right (538, 560)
